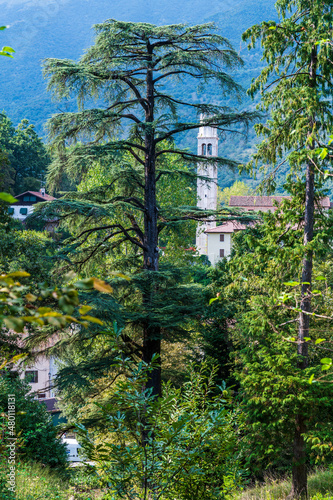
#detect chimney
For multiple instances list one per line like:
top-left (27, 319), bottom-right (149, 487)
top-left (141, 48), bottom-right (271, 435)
top-left (40, 187), bottom-right (46, 197)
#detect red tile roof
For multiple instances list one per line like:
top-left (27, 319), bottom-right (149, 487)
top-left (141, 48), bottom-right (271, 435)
top-left (229, 195), bottom-right (330, 209)
top-left (14, 190), bottom-right (56, 202)
top-left (229, 196), bottom-right (287, 207)
top-left (205, 221), bottom-right (248, 233)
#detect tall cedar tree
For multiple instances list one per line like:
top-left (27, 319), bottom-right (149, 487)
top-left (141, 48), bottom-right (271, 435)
top-left (39, 21), bottom-right (257, 397)
top-left (243, 1), bottom-right (333, 497)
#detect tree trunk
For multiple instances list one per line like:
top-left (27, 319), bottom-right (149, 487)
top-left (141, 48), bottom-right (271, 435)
top-left (142, 43), bottom-right (161, 398)
top-left (290, 45), bottom-right (317, 500)
top-left (291, 414), bottom-right (308, 499)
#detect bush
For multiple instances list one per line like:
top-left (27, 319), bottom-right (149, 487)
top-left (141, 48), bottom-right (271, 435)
top-left (78, 363), bottom-right (243, 500)
top-left (0, 373), bottom-right (68, 469)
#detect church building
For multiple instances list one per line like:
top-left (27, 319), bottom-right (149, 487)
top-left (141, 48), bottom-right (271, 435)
top-left (195, 122), bottom-right (331, 265)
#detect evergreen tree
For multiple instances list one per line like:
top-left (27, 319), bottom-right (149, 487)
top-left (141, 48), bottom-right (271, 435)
top-left (0, 114), bottom-right (50, 194)
top-left (242, 1), bottom-right (333, 496)
top-left (33, 20), bottom-right (257, 398)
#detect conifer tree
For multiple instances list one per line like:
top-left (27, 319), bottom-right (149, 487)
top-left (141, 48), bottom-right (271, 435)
top-left (243, 1), bottom-right (333, 496)
top-left (36, 21), bottom-right (257, 398)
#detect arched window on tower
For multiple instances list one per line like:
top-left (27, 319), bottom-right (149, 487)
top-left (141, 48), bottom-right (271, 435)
top-left (202, 143), bottom-right (206, 156)
top-left (207, 143), bottom-right (213, 156)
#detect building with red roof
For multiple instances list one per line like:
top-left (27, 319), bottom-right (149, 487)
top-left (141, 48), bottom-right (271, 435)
top-left (9, 188), bottom-right (56, 221)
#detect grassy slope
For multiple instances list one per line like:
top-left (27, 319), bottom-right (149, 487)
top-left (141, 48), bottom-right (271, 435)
top-left (6, 461), bottom-right (333, 499)
top-left (237, 469), bottom-right (333, 500)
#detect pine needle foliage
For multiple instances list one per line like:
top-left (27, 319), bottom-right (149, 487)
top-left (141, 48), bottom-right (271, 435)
top-left (32, 20), bottom-right (258, 398)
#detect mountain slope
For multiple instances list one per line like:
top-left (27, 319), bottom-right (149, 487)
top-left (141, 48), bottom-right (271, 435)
top-left (0, 0), bottom-right (276, 131)
top-left (0, 0), bottom-right (278, 190)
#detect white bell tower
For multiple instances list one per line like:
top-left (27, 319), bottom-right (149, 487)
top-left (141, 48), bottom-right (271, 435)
top-left (196, 118), bottom-right (218, 256)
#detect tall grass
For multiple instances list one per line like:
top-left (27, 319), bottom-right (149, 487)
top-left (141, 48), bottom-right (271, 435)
top-left (237, 469), bottom-right (333, 500)
top-left (16, 462), bottom-right (70, 500)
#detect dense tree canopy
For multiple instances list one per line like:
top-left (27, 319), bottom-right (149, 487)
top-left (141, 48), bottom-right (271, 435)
top-left (0, 114), bottom-right (50, 194)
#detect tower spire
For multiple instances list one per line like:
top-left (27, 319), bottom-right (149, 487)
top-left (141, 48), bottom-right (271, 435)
top-left (196, 116), bottom-right (218, 257)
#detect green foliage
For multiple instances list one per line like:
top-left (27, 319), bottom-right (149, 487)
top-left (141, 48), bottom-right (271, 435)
top-left (0, 461), bottom-right (72, 500)
top-left (236, 468), bottom-right (333, 499)
top-left (222, 189), bottom-right (333, 476)
top-left (0, 228), bottom-right (55, 280)
top-left (217, 181), bottom-right (254, 206)
top-left (242, 0), bottom-right (333, 191)
top-left (77, 362), bottom-right (243, 500)
top-left (0, 114), bottom-right (50, 194)
top-left (0, 26), bottom-right (14, 58)
top-left (0, 374), bottom-right (67, 468)
top-left (30, 20), bottom-right (259, 399)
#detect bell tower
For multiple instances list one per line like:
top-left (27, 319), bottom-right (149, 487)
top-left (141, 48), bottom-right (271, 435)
top-left (196, 118), bottom-right (218, 256)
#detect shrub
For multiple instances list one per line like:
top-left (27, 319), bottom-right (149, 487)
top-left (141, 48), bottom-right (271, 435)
top-left (0, 373), bottom-right (68, 468)
top-left (78, 363), bottom-right (243, 500)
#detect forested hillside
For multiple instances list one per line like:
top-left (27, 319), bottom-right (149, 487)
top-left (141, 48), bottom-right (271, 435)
top-left (0, 0), bottom-right (277, 190)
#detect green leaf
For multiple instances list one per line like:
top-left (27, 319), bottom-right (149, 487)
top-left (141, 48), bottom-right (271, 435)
top-left (10, 353), bottom-right (27, 363)
top-left (2, 46), bottom-right (15, 53)
top-left (4, 317), bottom-right (25, 333)
top-left (315, 339), bottom-right (326, 345)
top-left (0, 51), bottom-right (13, 58)
top-left (315, 276), bottom-right (326, 281)
top-left (283, 281), bottom-right (300, 286)
top-left (308, 374), bottom-right (315, 384)
top-left (0, 192), bottom-right (17, 203)
top-left (7, 271), bottom-right (30, 278)
top-left (320, 358), bottom-right (332, 365)
top-left (80, 315), bottom-right (104, 325)
top-left (79, 305), bottom-right (93, 315)
top-left (0, 26), bottom-right (7, 31)
top-left (319, 148), bottom-right (328, 160)
top-left (209, 297), bottom-right (219, 305)
top-left (75, 278), bottom-right (95, 290)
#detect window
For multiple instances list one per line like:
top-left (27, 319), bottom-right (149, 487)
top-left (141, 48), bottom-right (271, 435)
top-left (220, 234), bottom-right (224, 242)
top-left (220, 249), bottom-right (225, 258)
top-left (207, 143), bottom-right (213, 155)
top-left (23, 195), bottom-right (36, 202)
top-left (8, 207), bottom-right (14, 215)
top-left (38, 393), bottom-right (46, 399)
top-left (201, 144), bottom-right (206, 155)
top-left (25, 370), bottom-right (38, 383)
top-left (20, 208), bottom-right (28, 215)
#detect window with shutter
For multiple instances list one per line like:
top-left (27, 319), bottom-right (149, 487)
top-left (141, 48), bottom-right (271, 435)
top-left (220, 249), bottom-right (225, 258)
top-left (220, 234), bottom-right (224, 242)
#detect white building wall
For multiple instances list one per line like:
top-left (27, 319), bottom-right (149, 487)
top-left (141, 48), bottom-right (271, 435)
top-left (207, 233), bottom-right (232, 266)
top-left (11, 205), bottom-right (34, 220)
top-left (20, 355), bottom-right (58, 398)
top-left (196, 119), bottom-right (218, 255)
